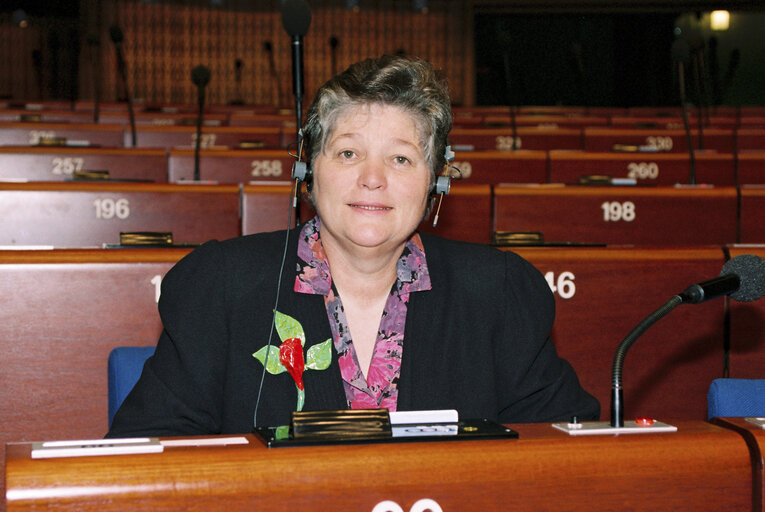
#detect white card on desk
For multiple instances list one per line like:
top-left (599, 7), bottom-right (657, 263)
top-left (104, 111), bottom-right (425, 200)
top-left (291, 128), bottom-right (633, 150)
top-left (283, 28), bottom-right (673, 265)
top-left (31, 437), bottom-right (163, 459)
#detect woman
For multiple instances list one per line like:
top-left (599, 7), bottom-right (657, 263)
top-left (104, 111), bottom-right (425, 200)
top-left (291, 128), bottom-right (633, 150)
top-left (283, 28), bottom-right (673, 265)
top-left (107, 55), bottom-right (598, 438)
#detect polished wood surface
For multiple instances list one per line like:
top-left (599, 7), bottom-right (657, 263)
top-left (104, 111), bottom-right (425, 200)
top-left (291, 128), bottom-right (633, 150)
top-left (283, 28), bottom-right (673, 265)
top-left (449, 127), bottom-right (582, 151)
top-left (241, 183), bottom-right (298, 235)
top-left (0, 182), bottom-right (240, 247)
top-left (0, 122), bottom-right (125, 147)
top-left (0, 249), bottom-right (191, 506)
top-left (583, 128), bottom-right (736, 153)
top-left (128, 125), bottom-right (283, 150)
top-left (712, 417), bottom-right (765, 512)
top-left (740, 188), bottom-right (765, 244)
top-left (513, 246), bottom-right (727, 421)
top-left (609, 116), bottom-right (739, 130)
top-left (0, 147), bottom-right (168, 182)
top-left (494, 185), bottom-right (738, 246)
top-left (548, 150), bottom-right (736, 186)
top-left (451, 150), bottom-right (547, 184)
top-left (738, 153), bottom-right (765, 186)
top-left (726, 246), bottom-right (765, 379)
top-left (737, 129), bottom-right (765, 151)
top-left (168, 149), bottom-right (294, 183)
top-left (417, 184), bottom-right (493, 244)
top-left (4, 422), bottom-right (752, 511)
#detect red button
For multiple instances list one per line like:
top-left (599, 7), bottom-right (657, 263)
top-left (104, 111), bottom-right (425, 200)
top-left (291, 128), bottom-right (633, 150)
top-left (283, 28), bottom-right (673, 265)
top-left (635, 417), bottom-right (654, 427)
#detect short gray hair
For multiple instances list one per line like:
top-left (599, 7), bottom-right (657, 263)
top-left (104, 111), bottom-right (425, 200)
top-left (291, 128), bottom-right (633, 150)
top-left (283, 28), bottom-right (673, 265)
top-left (302, 55), bottom-right (452, 180)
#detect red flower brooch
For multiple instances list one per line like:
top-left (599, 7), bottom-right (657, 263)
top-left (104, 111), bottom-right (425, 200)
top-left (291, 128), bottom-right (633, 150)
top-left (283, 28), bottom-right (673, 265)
top-left (253, 311), bottom-right (332, 412)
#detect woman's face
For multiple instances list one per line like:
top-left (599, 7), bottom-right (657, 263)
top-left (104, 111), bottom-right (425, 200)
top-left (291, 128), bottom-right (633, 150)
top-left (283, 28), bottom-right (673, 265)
top-left (312, 103), bottom-right (431, 257)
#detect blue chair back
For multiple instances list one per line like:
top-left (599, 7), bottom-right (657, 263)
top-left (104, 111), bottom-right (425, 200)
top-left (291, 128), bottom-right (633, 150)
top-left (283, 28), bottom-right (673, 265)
top-left (707, 378), bottom-right (765, 420)
top-left (108, 346), bottom-right (155, 426)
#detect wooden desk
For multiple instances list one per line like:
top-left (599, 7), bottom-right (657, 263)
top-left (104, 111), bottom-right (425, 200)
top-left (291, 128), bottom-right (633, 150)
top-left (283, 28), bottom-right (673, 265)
top-left (609, 116), bottom-right (739, 130)
top-left (0, 110), bottom-right (96, 124)
top-left (0, 122), bottom-right (124, 147)
top-left (740, 117), bottom-right (765, 129)
top-left (4, 422), bottom-right (751, 511)
top-left (548, 150), bottom-right (736, 186)
top-left (168, 149), bottom-right (293, 182)
top-left (740, 188), bottom-right (765, 244)
top-left (494, 184), bottom-right (738, 246)
top-left (481, 114), bottom-right (609, 128)
top-left (583, 128), bottom-right (736, 153)
top-left (240, 183), bottom-right (297, 234)
top-left (449, 127), bottom-right (582, 151)
top-left (0, 182), bottom-right (240, 247)
top-left (726, 246), bottom-right (765, 379)
top-left (417, 184), bottom-right (493, 244)
top-left (0, 248), bottom-right (191, 505)
top-left (227, 113), bottom-right (294, 127)
top-left (738, 129), bottom-right (765, 151)
top-left (738, 152), bottom-right (765, 185)
top-left (712, 417), bottom-right (765, 512)
top-left (451, 150), bottom-right (547, 184)
top-left (128, 125), bottom-right (283, 150)
top-left (512, 246), bottom-right (727, 421)
top-left (99, 112), bottom-right (229, 127)
top-left (0, 147), bottom-right (168, 182)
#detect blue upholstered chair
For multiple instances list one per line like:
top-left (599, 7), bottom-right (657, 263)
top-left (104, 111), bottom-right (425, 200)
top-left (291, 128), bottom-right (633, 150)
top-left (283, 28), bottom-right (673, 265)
top-left (707, 378), bottom-right (765, 420)
top-left (107, 346), bottom-right (155, 427)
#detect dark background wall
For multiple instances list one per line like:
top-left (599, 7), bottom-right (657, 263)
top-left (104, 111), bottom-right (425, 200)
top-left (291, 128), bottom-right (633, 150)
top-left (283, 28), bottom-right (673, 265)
top-left (1, 0), bottom-right (763, 107)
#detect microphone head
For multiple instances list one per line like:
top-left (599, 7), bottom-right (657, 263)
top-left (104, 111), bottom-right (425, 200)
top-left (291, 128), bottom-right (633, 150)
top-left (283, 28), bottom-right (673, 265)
top-left (281, 0), bottom-right (312, 37)
top-left (109, 25), bottom-right (124, 44)
top-left (191, 65), bottom-right (211, 87)
top-left (722, 254), bottom-right (765, 302)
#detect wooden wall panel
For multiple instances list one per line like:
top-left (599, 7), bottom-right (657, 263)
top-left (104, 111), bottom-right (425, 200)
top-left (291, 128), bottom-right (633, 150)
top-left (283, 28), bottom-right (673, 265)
top-left (85, 0), bottom-right (474, 107)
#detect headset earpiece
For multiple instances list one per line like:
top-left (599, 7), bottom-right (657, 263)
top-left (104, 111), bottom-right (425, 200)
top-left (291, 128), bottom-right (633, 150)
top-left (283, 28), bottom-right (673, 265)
top-left (291, 161), bottom-right (312, 182)
top-left (291, 161), bottom-right (313, 192)
top-left (432, 175), bottom-right (450, 196)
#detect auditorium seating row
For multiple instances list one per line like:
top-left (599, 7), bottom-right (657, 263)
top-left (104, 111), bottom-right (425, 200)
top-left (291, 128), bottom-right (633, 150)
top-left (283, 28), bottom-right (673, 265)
top-left (1, 245), bottom-right (763, 495)
top-left (5, 100), bottom-right (765, 116)
top-left (3, 100), bottom-right (765, 130)
top-left (1, 182), bottom-right (764, 247)
top-left (3, 120), bottom-right (765, 152)
top-left (2, 145), bottom-right (765, 186)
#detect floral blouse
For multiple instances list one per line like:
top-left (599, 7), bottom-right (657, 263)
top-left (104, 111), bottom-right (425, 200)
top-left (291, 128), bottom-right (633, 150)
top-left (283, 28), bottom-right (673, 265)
top-left (294, 217), bottom-right (431, 411)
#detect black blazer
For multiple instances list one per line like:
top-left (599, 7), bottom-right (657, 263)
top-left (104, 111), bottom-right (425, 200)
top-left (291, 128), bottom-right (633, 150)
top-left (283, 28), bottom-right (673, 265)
top-left (107, 229), bottom-right (599, 437)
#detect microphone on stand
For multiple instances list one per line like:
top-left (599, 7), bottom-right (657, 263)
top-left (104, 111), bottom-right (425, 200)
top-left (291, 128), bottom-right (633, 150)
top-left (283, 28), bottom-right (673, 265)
top-left (281, 0), bottom-right (311, 148)
top-left (110, 25), bottom-right (136, 147)
top-left (231, 58), bottom-right (244, 105)
top-left (87, 34), bottom-right (102, 123)
top-left (554, 254), bottom-right (765, 436)
top-left (672, 38), bottom-right (695, 184)
top-left (263, 41), bottom-right (282, 107)
top-left (329, 36), bottom-right (339, 76)
top-left (191, 65), bottom-right (211, 182)
top-left (281, 0), bottom-right (311, 226)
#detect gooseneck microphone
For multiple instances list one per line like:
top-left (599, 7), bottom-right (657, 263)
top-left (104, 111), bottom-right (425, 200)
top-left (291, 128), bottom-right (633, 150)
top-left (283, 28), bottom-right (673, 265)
top-left (191, 65), bottom-right (211, 182)
top-left (263, 41), bottom-right (282, 107)
top-left (672, 38), bottom-right (695, 185)
top-left (281, 0), bottom-right (311, 147)
top-left (87, 34), bottom-right (102, 123)
top-left (610, 254), bottom-right (765, 428)
top-left (110, 25), bottom-right (136, 147)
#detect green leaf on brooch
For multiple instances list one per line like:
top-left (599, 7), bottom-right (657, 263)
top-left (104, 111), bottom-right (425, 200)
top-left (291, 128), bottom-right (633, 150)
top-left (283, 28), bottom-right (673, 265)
top-left (305, 339), bottom-right (332, 370)
top-left (273, 310), bottom-right (306, 346)
top-left (274, 425), bottom-right (290, 440)
top-left (252, 345), bottom-right (286, 375)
